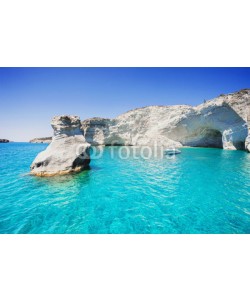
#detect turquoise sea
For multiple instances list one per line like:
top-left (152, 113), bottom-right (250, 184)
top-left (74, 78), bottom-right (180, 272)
top-left (0, 142), bottom-right (250, 234)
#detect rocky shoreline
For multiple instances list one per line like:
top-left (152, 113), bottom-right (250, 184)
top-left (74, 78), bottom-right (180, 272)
top-left (31, 89), bottom-right (250, 152)
top-left (0, 139), bottom-right (9, 143)
top-left (82, 89), bottom-right (250, 151)
top-left (30, 89), bottom-right (250, 176)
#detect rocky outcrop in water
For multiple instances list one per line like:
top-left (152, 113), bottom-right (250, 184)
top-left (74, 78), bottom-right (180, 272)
top-left (30, 115), bottom-right (90, 176)
top-left (30, 137), bottom-right (52, 144)
top-left (0, 139), bottom-right (9, 143)
top-left (82, 89), bottom-right (250, 151)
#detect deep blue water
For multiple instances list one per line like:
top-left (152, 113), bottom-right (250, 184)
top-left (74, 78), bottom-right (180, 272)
top-left (0, 142), bottom-right (250, 234)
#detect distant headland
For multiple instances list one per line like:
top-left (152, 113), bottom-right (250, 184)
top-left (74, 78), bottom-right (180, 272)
top-left (30, 137), bottom-right (52, 144)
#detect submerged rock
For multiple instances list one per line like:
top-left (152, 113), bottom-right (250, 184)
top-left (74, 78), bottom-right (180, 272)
top-left (30, 115), bottom-right (90, 176)
top-left (82, 89), bottom-right (250, 151)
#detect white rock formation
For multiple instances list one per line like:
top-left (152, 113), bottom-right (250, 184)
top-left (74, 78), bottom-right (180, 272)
top-left (31, 115), bottom-right (90, 176)
top-left (245, 106), bottom-right (250, 152)
top-left (246, 136), bottom-right (250, 152)
top-left (82, 89), bottom-right (250, 150)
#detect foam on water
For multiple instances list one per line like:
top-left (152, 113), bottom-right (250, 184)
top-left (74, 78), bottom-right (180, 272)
top-left (0, 143), bottom-right (250, 233)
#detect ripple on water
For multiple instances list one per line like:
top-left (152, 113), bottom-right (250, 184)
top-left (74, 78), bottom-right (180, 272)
top-left (0, 143), bottom-right (250, 233)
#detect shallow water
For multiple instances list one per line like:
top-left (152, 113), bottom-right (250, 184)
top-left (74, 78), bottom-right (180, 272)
top-left (0, 143), bottom-right (250, 233)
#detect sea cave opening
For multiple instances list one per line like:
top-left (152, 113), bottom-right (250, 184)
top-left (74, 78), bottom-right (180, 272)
top-left (184, 128), bottom-right (223, 148)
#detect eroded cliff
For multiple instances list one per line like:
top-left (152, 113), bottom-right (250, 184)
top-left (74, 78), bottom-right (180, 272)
top-left (82, 89), bottom-right (250, 150)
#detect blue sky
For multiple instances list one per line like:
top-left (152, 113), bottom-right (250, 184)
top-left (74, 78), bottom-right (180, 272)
top-left (0, 67), bottom-right (249, 141)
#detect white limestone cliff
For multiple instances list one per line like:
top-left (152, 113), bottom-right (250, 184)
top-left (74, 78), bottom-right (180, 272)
top-left (30, 115), bottom-right (90, 176)
top-left (245, 106), bottom-right (250, 152)
top-left (82, 89), bottom-right (250, 150)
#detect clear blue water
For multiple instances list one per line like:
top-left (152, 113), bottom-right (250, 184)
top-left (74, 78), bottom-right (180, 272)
top-left (0, 142), bottom-right (250, 234)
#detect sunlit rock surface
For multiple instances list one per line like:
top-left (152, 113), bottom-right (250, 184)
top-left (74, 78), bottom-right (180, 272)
top-left (82, 89), bottom-right (250, 150)
top-left (245, 106), bottom-right (250, 152)
top-left (31, 115), bottom-right (90, 176)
